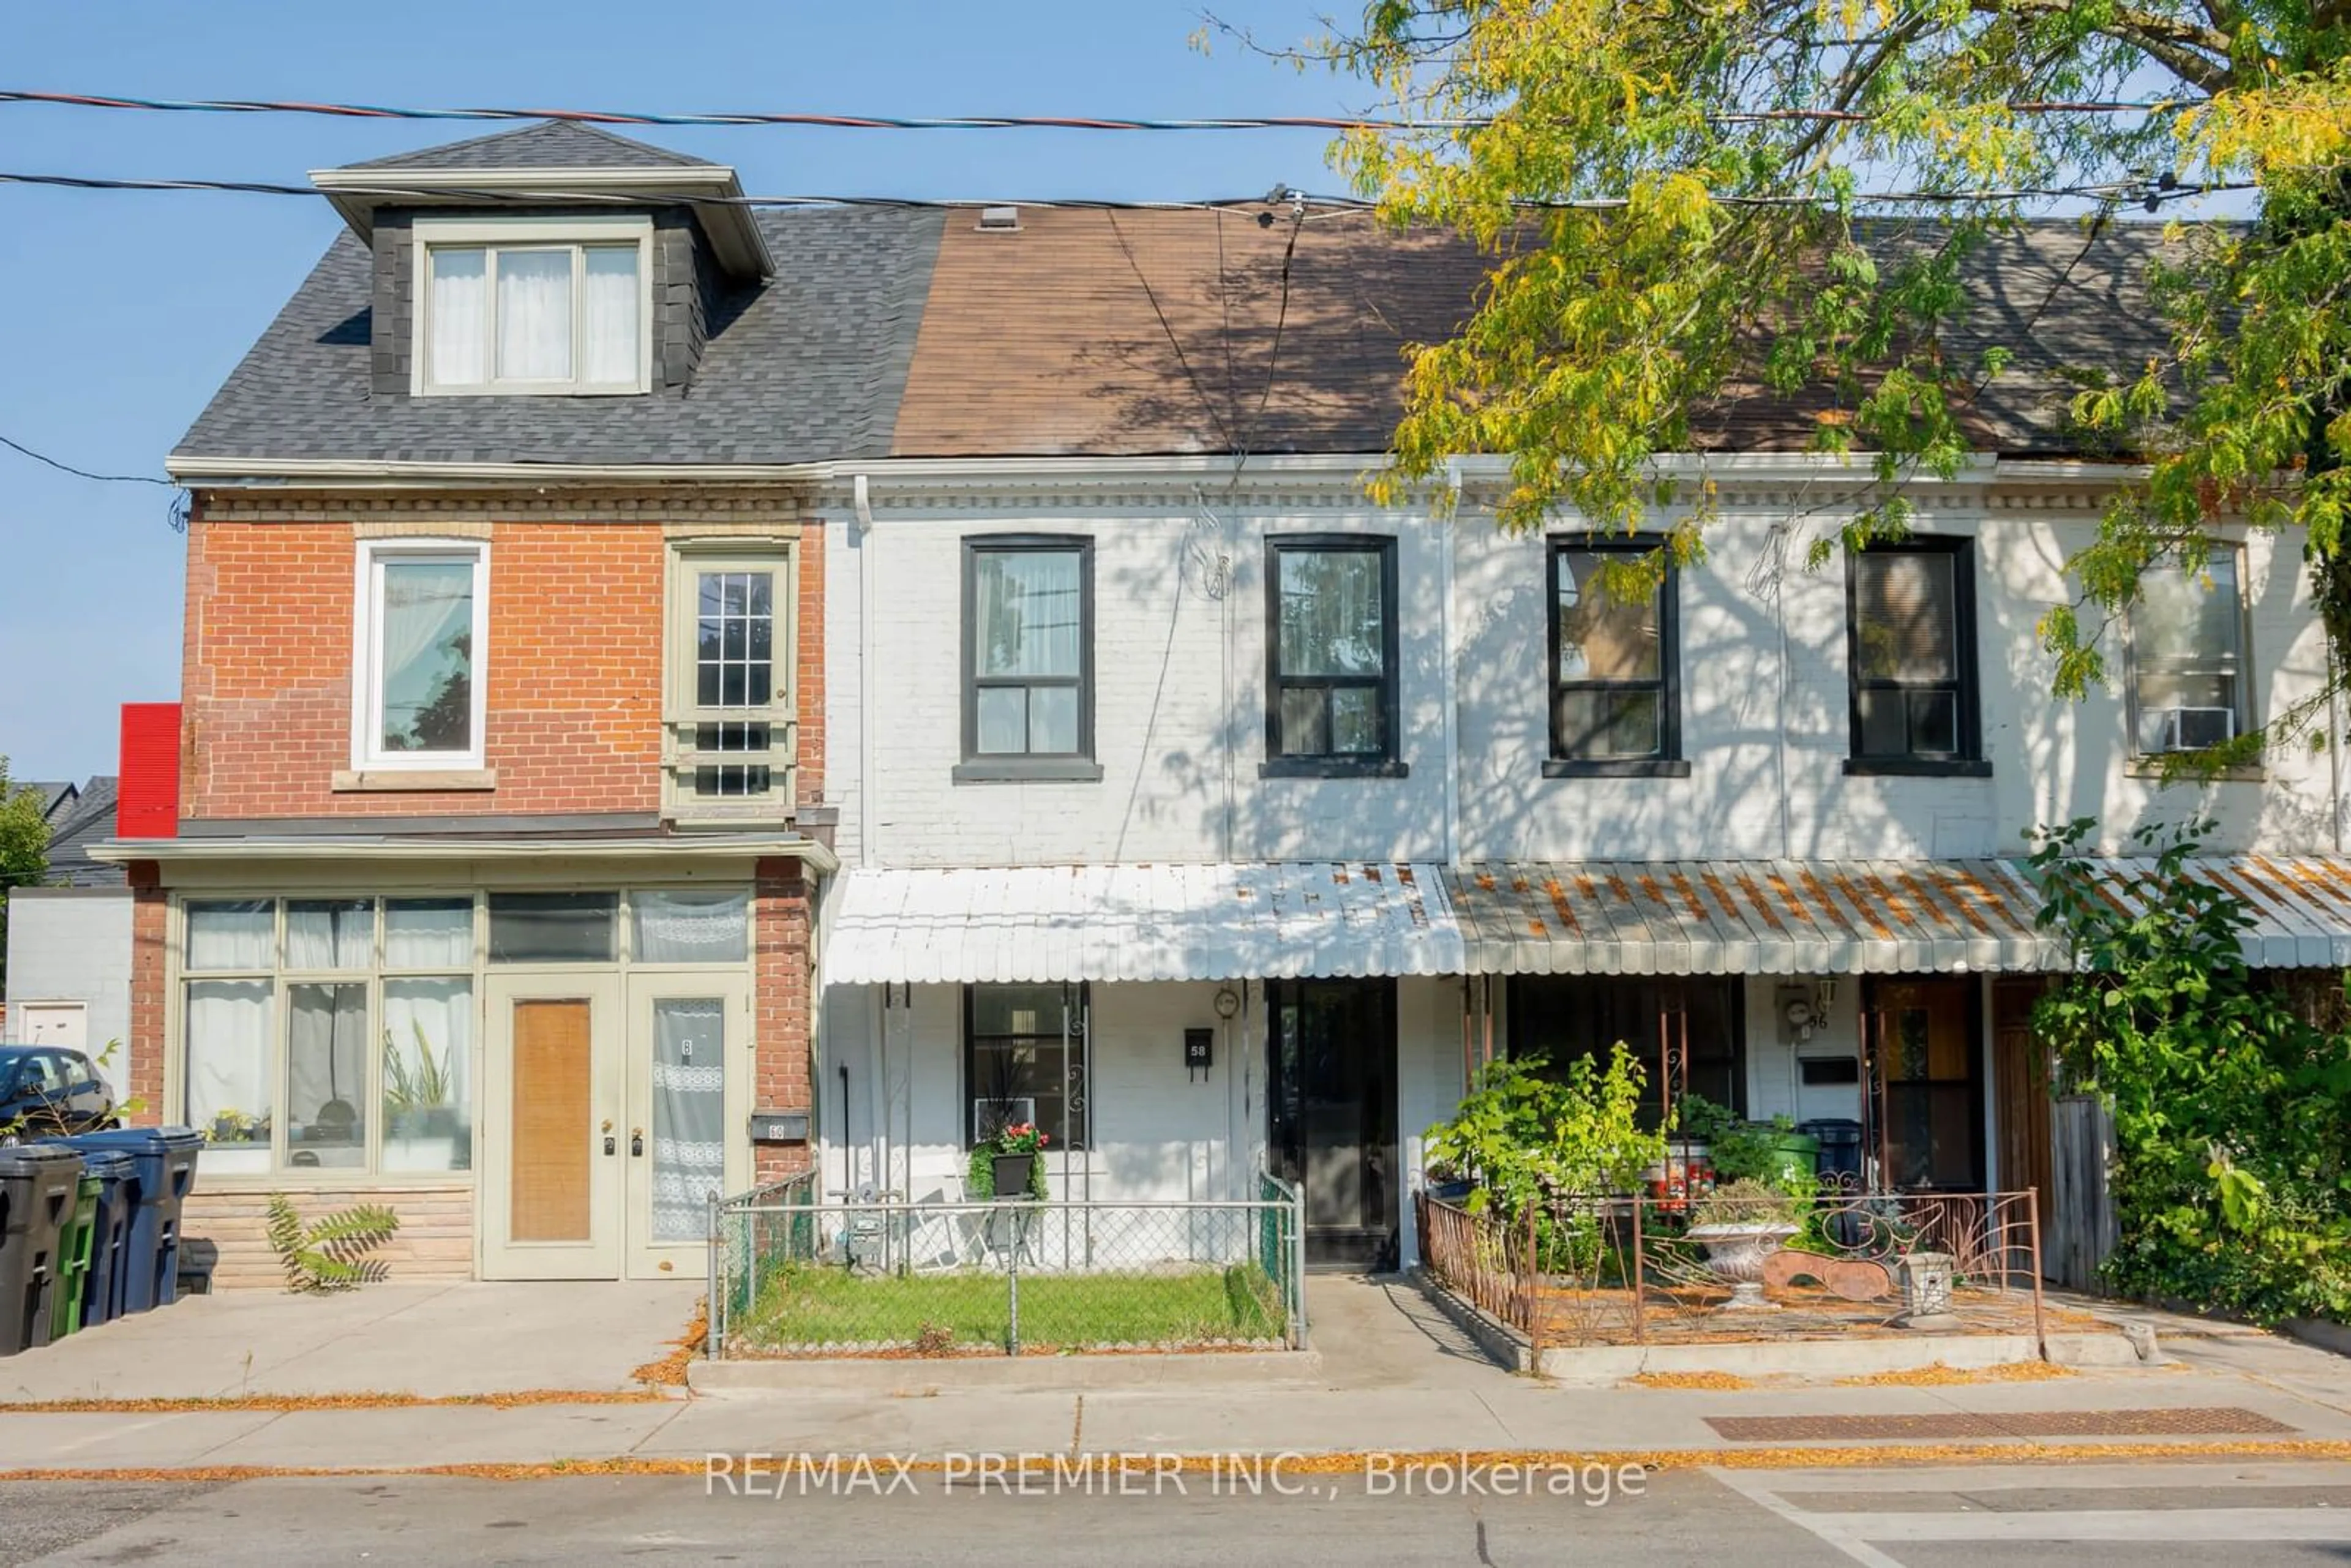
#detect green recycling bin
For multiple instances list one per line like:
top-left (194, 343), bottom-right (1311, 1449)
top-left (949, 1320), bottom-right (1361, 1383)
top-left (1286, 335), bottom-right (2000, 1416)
top-left (1763, 1131), bottom-right (1820, 1189)
top-left (48, 1168), bottom-right (100, 1340)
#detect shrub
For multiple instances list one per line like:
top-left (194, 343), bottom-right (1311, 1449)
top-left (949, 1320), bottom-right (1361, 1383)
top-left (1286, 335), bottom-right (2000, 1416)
top-left (2030, 817), bottom-right (2351, 1323)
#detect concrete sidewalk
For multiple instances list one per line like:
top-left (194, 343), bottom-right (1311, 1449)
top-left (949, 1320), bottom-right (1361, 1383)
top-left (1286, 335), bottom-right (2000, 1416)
top-left (3, 1279), bottom-right (2350, 1474)
top-left (4, 1281), bottom-right (700, 1401)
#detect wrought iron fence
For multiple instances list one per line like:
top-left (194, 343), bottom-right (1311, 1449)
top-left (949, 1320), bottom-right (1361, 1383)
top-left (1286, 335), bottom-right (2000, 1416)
top-left (1417, 1187), bottom-right (2047, 1353)
top-left (708, 1177), bottom-right (1305, 1359)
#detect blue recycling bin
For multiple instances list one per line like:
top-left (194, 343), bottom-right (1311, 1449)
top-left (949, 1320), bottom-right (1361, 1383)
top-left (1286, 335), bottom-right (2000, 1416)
top-left (67, 1129), bottom-right (201, 1313)
top-left (51, 1141), bottom-right (137, 1329)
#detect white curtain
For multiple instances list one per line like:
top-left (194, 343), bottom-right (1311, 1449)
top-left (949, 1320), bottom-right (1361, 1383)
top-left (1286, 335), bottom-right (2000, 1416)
top-left (186, 901), bottom-right (272, 970)
top-left (632, 890), bottom-right (749, 964)
top-left (377, 559), bottom-right (473, 753)
top-left (386, 899), bottom-right (474, 967)
top-left (185, 980), bottom-right (272, 1139)
top-left (973, 552), bottom-right (1081, 678)
top-left (650, 997), bottom-right (727, 1240)
top-left (582, 246), bottom-right (640, 385)
top-left (496, 249), bottom-right (572, 381)
top-left (426, 247), bottom-right (487, 386)
top-left (286, 900), bottom-right (371, 970)
top-left (287, 983), bottom-right (367, 1169)
top-left (383, 978), bottom-right (473, 1174)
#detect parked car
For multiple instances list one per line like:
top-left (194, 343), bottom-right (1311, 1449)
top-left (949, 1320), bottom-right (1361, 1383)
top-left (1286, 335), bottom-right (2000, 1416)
top-left (0, 1046), bottom-right (118, 1142)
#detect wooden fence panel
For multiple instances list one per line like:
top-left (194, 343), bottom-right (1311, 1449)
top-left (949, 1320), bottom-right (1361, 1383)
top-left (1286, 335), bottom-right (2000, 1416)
top-left (2046, 1095), bottom-right (2117, 1292)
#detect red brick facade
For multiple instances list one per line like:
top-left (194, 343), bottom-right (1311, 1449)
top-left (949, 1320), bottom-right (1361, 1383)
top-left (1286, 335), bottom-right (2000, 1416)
top-left (134, 490), bottom-right (828, 1254)
top-left (182, 511), bottom-right (667, 821)
top-left (752, 854), bottom-right (817, 1183)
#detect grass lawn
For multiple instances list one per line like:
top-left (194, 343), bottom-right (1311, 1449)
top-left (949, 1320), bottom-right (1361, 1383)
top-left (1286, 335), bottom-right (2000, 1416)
top-left (735, 1263), bottom-right (1288, 1354)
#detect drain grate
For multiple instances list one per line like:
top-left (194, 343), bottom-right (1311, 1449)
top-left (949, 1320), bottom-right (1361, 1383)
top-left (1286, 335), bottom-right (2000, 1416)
top-left (1705, 1406), bottom-right (2295, 1442)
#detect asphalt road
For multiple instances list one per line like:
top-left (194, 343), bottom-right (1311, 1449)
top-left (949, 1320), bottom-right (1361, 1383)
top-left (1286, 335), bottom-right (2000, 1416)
top-left (4, 1460), bottom-right (2349, 1565)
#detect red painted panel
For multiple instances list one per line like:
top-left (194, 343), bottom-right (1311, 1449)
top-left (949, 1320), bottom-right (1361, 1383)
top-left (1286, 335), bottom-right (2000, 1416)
top-left (117, 702), bottom-right (181, 839)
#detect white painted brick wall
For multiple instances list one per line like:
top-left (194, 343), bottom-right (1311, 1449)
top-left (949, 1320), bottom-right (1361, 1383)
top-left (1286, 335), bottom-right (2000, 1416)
top-left (825, 497), bottom-right (2336, 870)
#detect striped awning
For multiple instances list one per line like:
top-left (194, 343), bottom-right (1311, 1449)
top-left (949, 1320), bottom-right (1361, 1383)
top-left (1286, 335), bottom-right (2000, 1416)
top-left (821, 861), bottom-right (1463, 986)
top-left (820, 856), bottom-right (2351, 986)
top-left (1445, 860), bottom-right (2057, 977)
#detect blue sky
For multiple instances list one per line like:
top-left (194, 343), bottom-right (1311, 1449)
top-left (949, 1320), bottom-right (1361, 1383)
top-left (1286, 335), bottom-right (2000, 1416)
top-left (0, 0), bottom-right (1353, 782)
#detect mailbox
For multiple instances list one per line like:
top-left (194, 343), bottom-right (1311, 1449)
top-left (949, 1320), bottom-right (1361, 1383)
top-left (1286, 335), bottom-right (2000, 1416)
top-left (749, 1109), bottom-right (811, 1145)
top-left (1183, 1027), bottom-right (1213, 1081)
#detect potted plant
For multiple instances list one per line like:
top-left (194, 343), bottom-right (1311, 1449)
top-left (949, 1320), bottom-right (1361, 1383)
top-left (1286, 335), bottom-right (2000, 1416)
top-left (384, 1026), bottom-right (467, 1171)
top-left (200, 1108), bottom-right (271, 1173)
top-left (1684, 1178), bottom-right (1804, 1310)
top-left (970, 1122), bottom-right (1049, 1201)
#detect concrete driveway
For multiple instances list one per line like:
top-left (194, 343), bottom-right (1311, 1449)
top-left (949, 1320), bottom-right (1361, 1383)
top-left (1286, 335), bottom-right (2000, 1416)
top-left (4, 1281), bottom-right (700, 1401)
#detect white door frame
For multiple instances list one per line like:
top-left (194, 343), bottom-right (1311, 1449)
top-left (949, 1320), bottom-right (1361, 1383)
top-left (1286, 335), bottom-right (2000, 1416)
top-left (623, 970), bottom-right (752, 1280)
top-left (480, 972), bottom-right (625, 1280)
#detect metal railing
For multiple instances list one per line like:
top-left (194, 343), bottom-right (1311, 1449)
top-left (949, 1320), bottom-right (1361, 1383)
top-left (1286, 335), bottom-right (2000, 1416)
top-left (708, 1176), bottom-right (1305, 1359)
top-left (1417, 1187), bottom-right (2047, 1355)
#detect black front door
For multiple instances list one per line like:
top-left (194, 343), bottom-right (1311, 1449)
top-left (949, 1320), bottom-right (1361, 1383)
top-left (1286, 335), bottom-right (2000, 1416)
top-left (1267, 978), bottom-right (1398, 1268)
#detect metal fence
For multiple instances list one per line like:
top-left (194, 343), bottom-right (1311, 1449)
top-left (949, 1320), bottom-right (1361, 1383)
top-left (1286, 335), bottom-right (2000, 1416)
top-left (1417, 1187), bottom-right (2047, 1354)
top-left (709, 1174), bottom-right (1305, 1359)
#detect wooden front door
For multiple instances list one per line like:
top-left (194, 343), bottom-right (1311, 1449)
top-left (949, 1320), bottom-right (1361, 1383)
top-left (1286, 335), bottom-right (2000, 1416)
top-left (1992, 977), bottom-right (2055, 1226)
top-left (1865, 976), bottom-right (1984, 1191)
top-left (482, 974), bottom-right (624, 1279)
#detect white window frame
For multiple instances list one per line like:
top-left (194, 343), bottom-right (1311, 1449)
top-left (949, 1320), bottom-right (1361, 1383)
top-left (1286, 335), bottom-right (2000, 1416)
top-left (662, 541), bottom-right (797, 821)
top-left (351, 537), bottom-right (492, 772)
top-left (410, 216), bottom-right (654, 397)
top-left (2127, 544), bottom-right (2255, 758)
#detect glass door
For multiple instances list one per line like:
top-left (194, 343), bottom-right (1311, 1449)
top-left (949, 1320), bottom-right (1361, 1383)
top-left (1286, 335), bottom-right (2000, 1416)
top-left (481, 973), bottom-right (624, 1279)
top-left (1869, 976), bottom-right (1984, 1191)
top-left (624, 975), bottom-right (751, 1279)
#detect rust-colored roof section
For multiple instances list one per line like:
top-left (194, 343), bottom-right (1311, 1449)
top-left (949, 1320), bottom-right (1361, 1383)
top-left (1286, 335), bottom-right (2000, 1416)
top-left (891, 206), bottom-right (1487, 459)
top-left (883, 208), bottom-right (2186, 460)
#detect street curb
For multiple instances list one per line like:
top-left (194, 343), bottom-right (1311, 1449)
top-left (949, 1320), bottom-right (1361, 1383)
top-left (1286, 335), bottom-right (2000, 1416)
top-left (4, 1437), bottom-right (2349, 1484)
top-left (2281, 1318), bottom-right (2351, 1359)
top-left (688, 1348), bottom-right (1327, 1393)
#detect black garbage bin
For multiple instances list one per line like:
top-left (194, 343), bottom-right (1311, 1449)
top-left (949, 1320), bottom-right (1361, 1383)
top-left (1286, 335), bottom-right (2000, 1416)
top-left (1799, 1117), bottom-right (1865, 1184)
top-left (53, 1141), bottom-right (137, 1329)
top-left (0, 1146), bottom-right (84, 1355)
top-left (70, 1129), bottom-right (201, 1313)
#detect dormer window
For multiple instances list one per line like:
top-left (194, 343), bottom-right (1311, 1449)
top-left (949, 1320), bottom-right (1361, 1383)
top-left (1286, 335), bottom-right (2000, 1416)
top-left (412, 217), bottom-right (651, 395)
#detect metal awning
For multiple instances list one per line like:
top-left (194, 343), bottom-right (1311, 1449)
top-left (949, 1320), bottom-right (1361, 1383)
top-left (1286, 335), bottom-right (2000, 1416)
top-left (822, 855), bottom-right (2351, 986)
top-left (1445, 860), bottom-right (2056, 976)
top-left (821, 862), bottom-right (1462, 986)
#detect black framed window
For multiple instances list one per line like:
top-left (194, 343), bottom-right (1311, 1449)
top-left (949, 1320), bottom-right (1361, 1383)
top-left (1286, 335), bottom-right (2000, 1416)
top-left (2130, 548), bottom-right (2252, 755)
top-left (964, 984), bottom-right (1088, 1150)
top-left (1507, 975), bottom-right (1743, 1128)
top-left (957, 537), bottom-right (1099, 783)
top-left (1264, 535), bottom-right (1404, 778)
top-left (1547, 538), bottom-right (1686, 778)
top-left (1846, 539), bottom-right (1989, 776)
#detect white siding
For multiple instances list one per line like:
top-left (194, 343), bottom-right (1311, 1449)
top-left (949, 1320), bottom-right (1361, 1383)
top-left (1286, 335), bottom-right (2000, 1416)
top-left (4, 888), bottom-right (135, 1100)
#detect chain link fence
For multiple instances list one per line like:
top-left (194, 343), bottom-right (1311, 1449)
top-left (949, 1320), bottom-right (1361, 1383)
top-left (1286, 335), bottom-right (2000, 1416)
top-left (709, 1174), bottom-right (1305, 1359)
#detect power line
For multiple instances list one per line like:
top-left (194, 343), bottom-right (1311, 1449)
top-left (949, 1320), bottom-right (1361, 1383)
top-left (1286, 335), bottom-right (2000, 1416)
top-left (0, 88), bottom-right (2194, 132)
top-left (0, 169), bottom-right (2250, 211)
top-left (0, 432), bottom-right (176, 487)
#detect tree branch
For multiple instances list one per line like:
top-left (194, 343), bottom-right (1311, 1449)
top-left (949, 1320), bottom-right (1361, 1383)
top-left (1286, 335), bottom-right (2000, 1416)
top-left (1971, 0), bottom-right (2236, 93)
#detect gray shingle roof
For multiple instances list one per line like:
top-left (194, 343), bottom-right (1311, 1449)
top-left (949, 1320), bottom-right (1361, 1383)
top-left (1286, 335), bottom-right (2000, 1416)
top-left (176, 208), bottom-right (944, 470)
top-left (173, 121), bottom-right (2195, 473)
top-left (40, 779), bottom-right (122, 888)
top-left (345, 121), bottom-right (716, 171)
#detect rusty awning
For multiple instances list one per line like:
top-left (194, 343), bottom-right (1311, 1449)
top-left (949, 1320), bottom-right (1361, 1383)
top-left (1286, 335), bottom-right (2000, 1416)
top-left (1445, 860), bottom-right (2058, 976)
top-left (1446, 856), bottom-right (2351, 976)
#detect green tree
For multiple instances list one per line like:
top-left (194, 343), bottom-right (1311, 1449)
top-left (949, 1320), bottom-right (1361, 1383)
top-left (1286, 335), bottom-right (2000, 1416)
top-left (1230, 1), bottom-right (2350, 751)
top-left (2028, 816), bottom-right (2351, 1319)
top-left (0, 758), bottom-right (53, 996)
